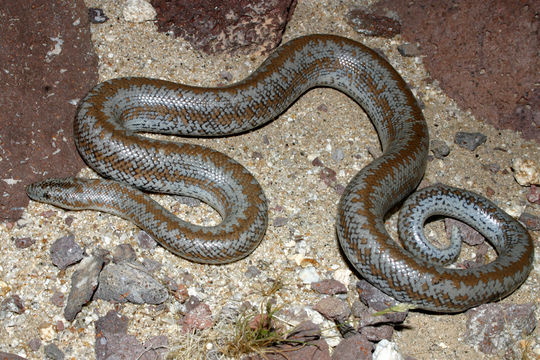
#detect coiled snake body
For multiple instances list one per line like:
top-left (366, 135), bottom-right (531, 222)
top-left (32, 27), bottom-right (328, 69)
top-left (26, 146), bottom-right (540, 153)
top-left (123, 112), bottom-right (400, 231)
top-left (27, 35), bottom-right (533, 312)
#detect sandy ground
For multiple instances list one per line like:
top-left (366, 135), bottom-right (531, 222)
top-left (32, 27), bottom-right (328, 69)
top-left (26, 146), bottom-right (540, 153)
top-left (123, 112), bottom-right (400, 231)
top-left (1, 0), bottom-right (539, 359)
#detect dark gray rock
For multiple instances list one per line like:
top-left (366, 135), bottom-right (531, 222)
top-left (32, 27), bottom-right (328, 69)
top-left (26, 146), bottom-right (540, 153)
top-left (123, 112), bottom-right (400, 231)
top-left (454, 132), bottom-right (487, 151)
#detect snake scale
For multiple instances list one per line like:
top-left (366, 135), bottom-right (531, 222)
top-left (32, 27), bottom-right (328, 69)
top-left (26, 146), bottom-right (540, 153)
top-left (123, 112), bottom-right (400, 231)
top-left (27, 34), bottom-right (534, 312)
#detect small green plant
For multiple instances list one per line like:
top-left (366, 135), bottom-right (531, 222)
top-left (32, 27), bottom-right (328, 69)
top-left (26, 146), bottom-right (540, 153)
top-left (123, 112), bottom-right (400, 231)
top-left (221, 300), bottom-right (288, 358)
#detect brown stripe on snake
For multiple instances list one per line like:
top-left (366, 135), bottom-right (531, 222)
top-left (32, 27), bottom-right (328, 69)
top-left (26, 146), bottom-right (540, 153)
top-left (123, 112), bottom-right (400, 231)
top-left (26, 34), bottom-right (533, 312)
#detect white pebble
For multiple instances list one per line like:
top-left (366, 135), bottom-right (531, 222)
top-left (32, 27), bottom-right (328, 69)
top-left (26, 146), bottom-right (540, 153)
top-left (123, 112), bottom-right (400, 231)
top-left (373, 339), bottom-right (404, 360)
top-left (321, 326), bottom-right (341, 347)
top-left (304, 306), bottom-right (325, 324)
top-left (123, 0), bottom-right (157, 23)
top-left (39, 324), bottom-right (56, 342)
top-left (332, 268), bottom-right (352, 287)
top-left (298, 265), bottom-right (320, 284)
top-left (512, 158), bottom-right (540, 186)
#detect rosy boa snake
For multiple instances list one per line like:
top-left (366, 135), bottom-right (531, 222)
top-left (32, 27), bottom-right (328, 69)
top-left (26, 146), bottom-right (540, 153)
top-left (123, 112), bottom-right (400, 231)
top-left (27, 34), bottom-right (533, 312)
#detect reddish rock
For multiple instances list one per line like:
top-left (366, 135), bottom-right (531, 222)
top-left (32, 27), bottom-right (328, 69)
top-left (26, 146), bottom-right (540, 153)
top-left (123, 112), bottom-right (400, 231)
top-left (519, 212), bottom-right (540, 231)
top-left (311, 279), bottom-right (348, 295)
top-left (0, 352), bottom-right (27, 360)
top-left (445, 218), bottom-right (484, 246)
top-left (331, 334), bottom-right (372, 360)
top-left (151, 0), bottom-right (297, 54)
top-left (182, 303), bottom-right (213, 332)
top-left (347, 8), bottom-right (401, 38)
top-left (0, 0), bottom-right (98, 222)
top-left (465, 303), bottom-right (536, 355)
top-left (313, 297), bottom-right (351, 322)
top-left (373, 0), bottom-right (539, 142)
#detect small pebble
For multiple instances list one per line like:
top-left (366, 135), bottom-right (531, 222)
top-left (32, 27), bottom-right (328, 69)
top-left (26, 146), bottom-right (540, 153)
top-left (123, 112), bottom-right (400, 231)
top-left (519, 212), bottom-right (540, 231)
top-left (273, 216), bottom-right (288, 227)
top-left (50, 291), bottom-right (65, 307)
top-left (88, 7), bottom-right (109, 24)
top-left (331, 148), bottom-right (345, 162)
top-left (173, 283), bottom-right (190, 303)
top-left (317, 103), bottom-right (329, 112)
top-left (0, 352), bottom-right (26, 360)
top-left (185, 296), bottom-right (202, 312)
top-left (430, 139), bottom-right (450, 159)
top-left (512, 158), bottom-right (540, 186)
top-left (298, 266), bottom-right (320, 284)
top-left (355, 280), bottom-right (401, 312)
top-left (311, 156), bottom-right (324, 167)
top-left (50, 234), bottom-right (84, 269)
top-left (454, 132), bottom-right (487, 151)
top-left (373, 339), bottom-right (404, 360)
top-left (311, 279), bottom-right (347, 295)
top-left (347, 8), bottom-right (401, 37)
top-left (219, 71), bottom-right (233, 82)
top-left (14, 237), bottom-right (35, 249)
top-left (319, 166), bottom-right (337, 186)
top-left (445, 218), bottom-right (484, 246)
top-left (1, 294), bottom-right (25, 314)
top-left (28, 337), bottom-right (42, 351)
top-left (40, 324), bottom-right (55, 342)
top-left (95, 310), bottom-right (129, 338)
top-left (397, 43), bottom-right (421, 57)
top-left (483, 163), bottom-right (500, 173)
top-left (251, 151), bottom-right (264, 160)
top-left (526, 185), bottom-right (540, 204)
top-left (182, 303), bottom-right (213, 332)
top-left (333, 268), bottom-right (352, 287)
top-left (122, 0), bottom-right (156, 22)
top-left (287, 320), bottom-right (321, 341)
top-left (244, 265), bottom-right (261, 278)
top-left (64, 216), bottom-right (74, 226)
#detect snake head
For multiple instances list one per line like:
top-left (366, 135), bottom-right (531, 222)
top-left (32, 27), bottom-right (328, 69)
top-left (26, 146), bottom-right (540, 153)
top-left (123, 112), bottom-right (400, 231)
top-left (26, 178), bottom-right (92, 210)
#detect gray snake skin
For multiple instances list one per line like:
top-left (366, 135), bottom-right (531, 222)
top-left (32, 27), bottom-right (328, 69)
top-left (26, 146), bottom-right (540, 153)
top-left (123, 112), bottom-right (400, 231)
top-left (26, 34), bottom-right (534, 312)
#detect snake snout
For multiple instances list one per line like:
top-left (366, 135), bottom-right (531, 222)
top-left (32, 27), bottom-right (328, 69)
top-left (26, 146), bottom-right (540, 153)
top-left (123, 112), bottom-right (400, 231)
top-left (26, 178), bottom-right (83, 208)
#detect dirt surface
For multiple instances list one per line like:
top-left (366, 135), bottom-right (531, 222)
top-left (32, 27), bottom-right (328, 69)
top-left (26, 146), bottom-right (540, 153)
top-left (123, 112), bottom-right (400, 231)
top-left (1, 0), bottom-right (539, 359)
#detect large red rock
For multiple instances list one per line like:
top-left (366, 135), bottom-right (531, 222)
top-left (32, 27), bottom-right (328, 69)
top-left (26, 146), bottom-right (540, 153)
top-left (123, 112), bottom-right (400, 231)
top-left (374, 0), bottom-right (539, 141)
top-left (0, 0), bottom-right (98, 222)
